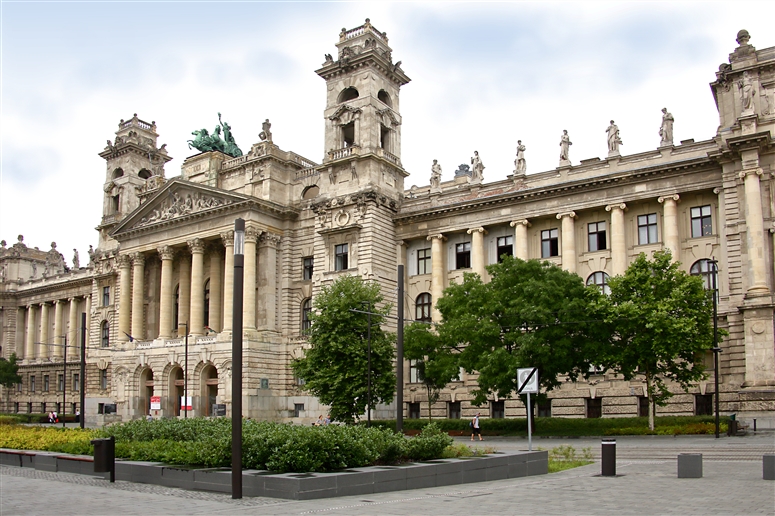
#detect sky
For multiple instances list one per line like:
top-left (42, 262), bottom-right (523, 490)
top-left (2, 1), bottom-right (774, 266)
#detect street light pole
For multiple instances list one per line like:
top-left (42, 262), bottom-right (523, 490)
top-left (231, 218), bottom-right (245, 499)
top-left (710, 259), bottom-right (721, 439)
top-left (62, 335), bottom-right (67, 428)
top-left (178, 322), bottom-right (189, 418)
top-left (396, 265), bottom-right (404, 433)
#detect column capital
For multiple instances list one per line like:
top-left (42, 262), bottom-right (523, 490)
top-left (39, 301), bottom-right (50, 307)
top-left (466, 227), bottom-right (487, 235)
top-left (510, 219), bottom-right (531, 228)
top-left (556, 211), bottom-right (576, 220)
top-left (427, 233), bottom-right (447, 242)
top-left (131, 252), bottom-right (145, 266)
top-left (220, 230), bottom-right (234, 246)
top-left (117, 254), bottom-right (132, 268)
top-left (259, 232), bottom-right (282, 247)
top-left (68, 296), bottom-right (77, 303)
top-left (245, 226), bottom-right (262, 243)
top-left (605, 203), bottom-right (627, 212)
top-left (187, 238), bottom-right (205, 254)
top-left (657, 194), bottom-right (680, 204)
top-left (157, 245), bottom-right (175, 261)
top-left (739, 167), bottom-right (763, 179)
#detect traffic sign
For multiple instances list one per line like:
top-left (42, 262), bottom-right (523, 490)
top-left (517, 367), bottom-right (538, 393)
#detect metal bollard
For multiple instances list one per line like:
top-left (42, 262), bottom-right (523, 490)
top-left (601, 438), bottom-right (616, 476)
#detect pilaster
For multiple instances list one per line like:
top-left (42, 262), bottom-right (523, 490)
top-left (606, 203), bottom-right (628, 276)
top-left (557, 212), bottom-right (577, 274)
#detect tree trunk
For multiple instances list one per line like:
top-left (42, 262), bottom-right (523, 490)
top-left (646, 372), bottom-right (655, 431)
top-left (426, 386), bottom-right (433, 423)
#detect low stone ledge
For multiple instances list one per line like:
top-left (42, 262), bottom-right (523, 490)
top-left (1, 449), bottom-right (548, 500)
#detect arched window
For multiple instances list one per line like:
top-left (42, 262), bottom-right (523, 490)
top-left (112, 168), bottom-right (124, 179)
top-left (302, 185), bottom-right (319, 200)
top-left (101, 321), bottom-right (110, 347)
top-left (204, 279), bottom-right (210, 328)
top-left (690, 259), bottom-right (717, 292)
top-left (138, 169), bottom-right (152, 180)
top-left (301, 298), bottom-right (312, 334)
top-left (415, 293), bottom-right (432, 322)
top-left (586, 272), bottom-right (611, 296)
top-left (378, 89), bottom-right (392, 107)
top-left (338, 87), bottom-right (359, 103)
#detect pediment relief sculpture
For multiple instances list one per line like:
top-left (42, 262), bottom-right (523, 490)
top-left (134, 190), bottom-right (234, 228)
top-left (328, 105), bottom-right (362, 125)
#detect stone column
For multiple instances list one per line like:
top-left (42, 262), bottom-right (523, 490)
top-left (68, 297), bottom-right (79, 360)
top-left (16, 307), bottom-right (25, 357)
top-left (740, 168), bottom-right (769, 295)
top-left (510, 219), bottom-right (530, 260)
top-left (243, 227), bottom-right (260, 330)
top-left (25, 305), bottom-right (36, 360)
top-left (467, 227), bottom-right (487, 278)
top-left (118, 255), bottom-right (132, 343)
top-left (258, 233), bottom-right (280, 331)
top-left (208, 244), bottom-right (223, 333)
top-left (158, 246), bottom-right (175, 338)
top-left (39, 302), bottom-right (50, 359)
top-left (427, 234), bottom-right (446, 323)
top-left (85, 293), bottom-right (92, 349)
top-left (188, 238), bottom-right (205, 336)
top-left (52, 300), bottom-right (64, 359)
top-left (557, 211), bottom-right (577, 274)
top-left (178, 252), bottom-right (191, 337)
top-left (221, 231), bottom-right (234, 332)
top-left (131, 253), bottom-right (145, 341)
top-left (658, 194), bottom-right (680, 261)
top-left (606, 203), bottom-right (627, 276)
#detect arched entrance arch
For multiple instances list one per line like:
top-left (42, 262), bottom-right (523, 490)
top-left (200, 364), bottom-right (218, 416)
top-left (139, 367), bottom-right (154, 416)
top-left (167, 366), bottom-right (184, 416)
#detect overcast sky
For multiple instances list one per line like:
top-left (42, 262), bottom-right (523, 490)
top-left (1, 1), bottom-right (773, 265)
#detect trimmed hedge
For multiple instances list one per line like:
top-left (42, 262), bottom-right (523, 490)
top-left (371, 416), bottom-right (731, 436)
top-left (0, 425), bottom-right (96, 455)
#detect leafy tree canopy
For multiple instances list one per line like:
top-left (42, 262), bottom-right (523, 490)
top-left (291, 276), bottom-right (395, 424)
top-left (435, 257), bottom-right (608, 405)
top-left (603, 250), bottom-right (719, 428)
top-left (0, 353), bottom-right (22, 389)
top-left (404, 322), bottom-right (460, 420)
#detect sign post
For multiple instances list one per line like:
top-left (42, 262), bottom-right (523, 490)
top-left (517, 367), bottom-right (538, 451)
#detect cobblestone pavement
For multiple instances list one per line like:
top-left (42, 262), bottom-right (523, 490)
top-left (2, 434), bottom-right (773, 515)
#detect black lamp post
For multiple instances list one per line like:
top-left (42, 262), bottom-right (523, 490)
top-left (396, 264), bottom-right (404, 433)
top-left (231, 218), bottom-right (245, 499)
top-left (361, 301), bottom-right (373, 427)
top-left (177, 322), bottom-right (189, 418)
top-left (709, 259), bottom-right (721, 438)
top-left (61, 335), bottom-right (67, 428)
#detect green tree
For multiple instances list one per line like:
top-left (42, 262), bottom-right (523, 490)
top-left (291, 276), bottom-right (395, 424)
top-left (404, 322), bottom-right (460, 421)
top-left (435, 257), bottom-right (608, 406)
top-left (0, 353), bottom-right (22, 411)
top-left (604, 250), bottom-right (718, 430)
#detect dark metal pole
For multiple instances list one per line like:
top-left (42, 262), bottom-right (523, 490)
top-left (367, 301), bottom-right (372, 428)
top-left (184, 323), bottom-right (189, 419)
top-left (231, 218), bottom-right (245, 499)
top-left (710, 259), bottom-right (720, 439)
top-left (62, 336), bottom-right (67, 428)
top-left (80, 312), bottom-right (86, 429)
top-left (396, 265), bottom-right (404, 433)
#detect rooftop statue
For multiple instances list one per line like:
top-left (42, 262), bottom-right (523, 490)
top-left (187, 113), bottom-right (243, 157)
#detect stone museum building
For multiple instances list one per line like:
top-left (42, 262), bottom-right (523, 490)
top-left (1, 22), bottom-right (774, 427)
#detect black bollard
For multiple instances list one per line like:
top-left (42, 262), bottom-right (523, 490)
top-left (602, 438), bottom-right (616, 476)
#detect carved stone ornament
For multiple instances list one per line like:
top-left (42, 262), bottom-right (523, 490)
top-left (134, 190), bottom-right (233, 228)
top-left (187, 238), bottom-right (205, 254)
top-left (220, 231), bottom-right (234, 246)
top-left (158, 245), bottom-right (174, 261)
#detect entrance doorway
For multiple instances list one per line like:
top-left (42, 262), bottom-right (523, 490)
top-left (201, 364), bottom-right (218, 416)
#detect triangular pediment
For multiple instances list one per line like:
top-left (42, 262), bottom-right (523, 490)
top-left (328, 104), bottom-right (362, 122)
top-left (112, 178), bottom-right (251, 235)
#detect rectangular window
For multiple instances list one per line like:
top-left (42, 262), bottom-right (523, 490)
top-left (408, 402), bottom-right (421, 420)
top-left (541, 229), bottom-right (559, 258)
top-left (98, 403), bottom-right (105, 415)
top-left (17, 382), bottom-right (22, 393)
top-left (58, 374), bottom-right (64, 392)
top-left (496, 236), bottom-right (513, 263)
top-left (638, 214), bottom-right (658, 244)
top-left (417, 248), bottom-right (431, 275)
top-left (14, 402), bottom-right (19, 413)
top-left (27, 402), bottom-right (32, 414)
top-left (691, 205), bottom-right (713, 237)
top-left (100, 370), bottom-right (108, 390)
top-left (588, 221), bottom-right (607, 251)
top-left (30, 376), bottom-right (35, 393)
top-left (334, 244), bottom-right (349, 271)
top-left (695, 394), bottom-right (713, 416)
top-left (102, 286), bottom-right (110, 307)
top-left (43, 375), bottom-right (50, 392)
top-left (293, 403), bottom-right (305, 418)
top-left (586, 398), bottom-right (602, 418)
top-left (295, 375), bottom-right (306, 386)
top-left (538, 399), bottom-right (552, 418)
top-left (73, 374), bottom-right (80, 392)
top-left (448, 401), bottom-right (461, 420)
top-left (409, 360), bottom-right (420, 383)
top-left (41, 402), bottom-right (46, 414)
top-left (455, 242), bottom-right (471, 269)
top-left (491, 400), bottom-right (505, 419)
top-left (638, 396), bottom-right (651, 418)
top-left (302, 257), bottom-right (314, 280)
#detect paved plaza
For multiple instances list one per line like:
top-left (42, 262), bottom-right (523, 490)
top-left (1, 434), bottom-right (773, 515)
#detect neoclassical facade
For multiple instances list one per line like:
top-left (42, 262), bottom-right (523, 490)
top-left (1, 23), bottom-right (774, 426)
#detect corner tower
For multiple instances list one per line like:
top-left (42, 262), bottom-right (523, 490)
top-left (316, 18), bottom-right (410, 197)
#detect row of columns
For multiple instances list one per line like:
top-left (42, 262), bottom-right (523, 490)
top-left (117, 227), bottom-right (280, 343)
top-left (22, 296), bottom-right (90, 361)
top-left (426, 200), bottom-right (688, 321)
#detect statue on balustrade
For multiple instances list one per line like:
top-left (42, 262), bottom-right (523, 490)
top-left (659, 108), bottom-right (674, 146)
top-left (559, 130), bottom-right (572, 164)
top-left (514, 140), bottom-right (526, 174)
top-left (470, 151), bottom-right (484, 184)
top-left (606, 120), bottom-right (622, 154)
top-left (430, 159), bottom-right (442, 192)
top-left (187, 113), bottom-right (243, 157)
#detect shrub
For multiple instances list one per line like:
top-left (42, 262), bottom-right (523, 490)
top-left (406, 423), bottom-right (453, 461)
top-left (0, 426), bottom-right (95, 453)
